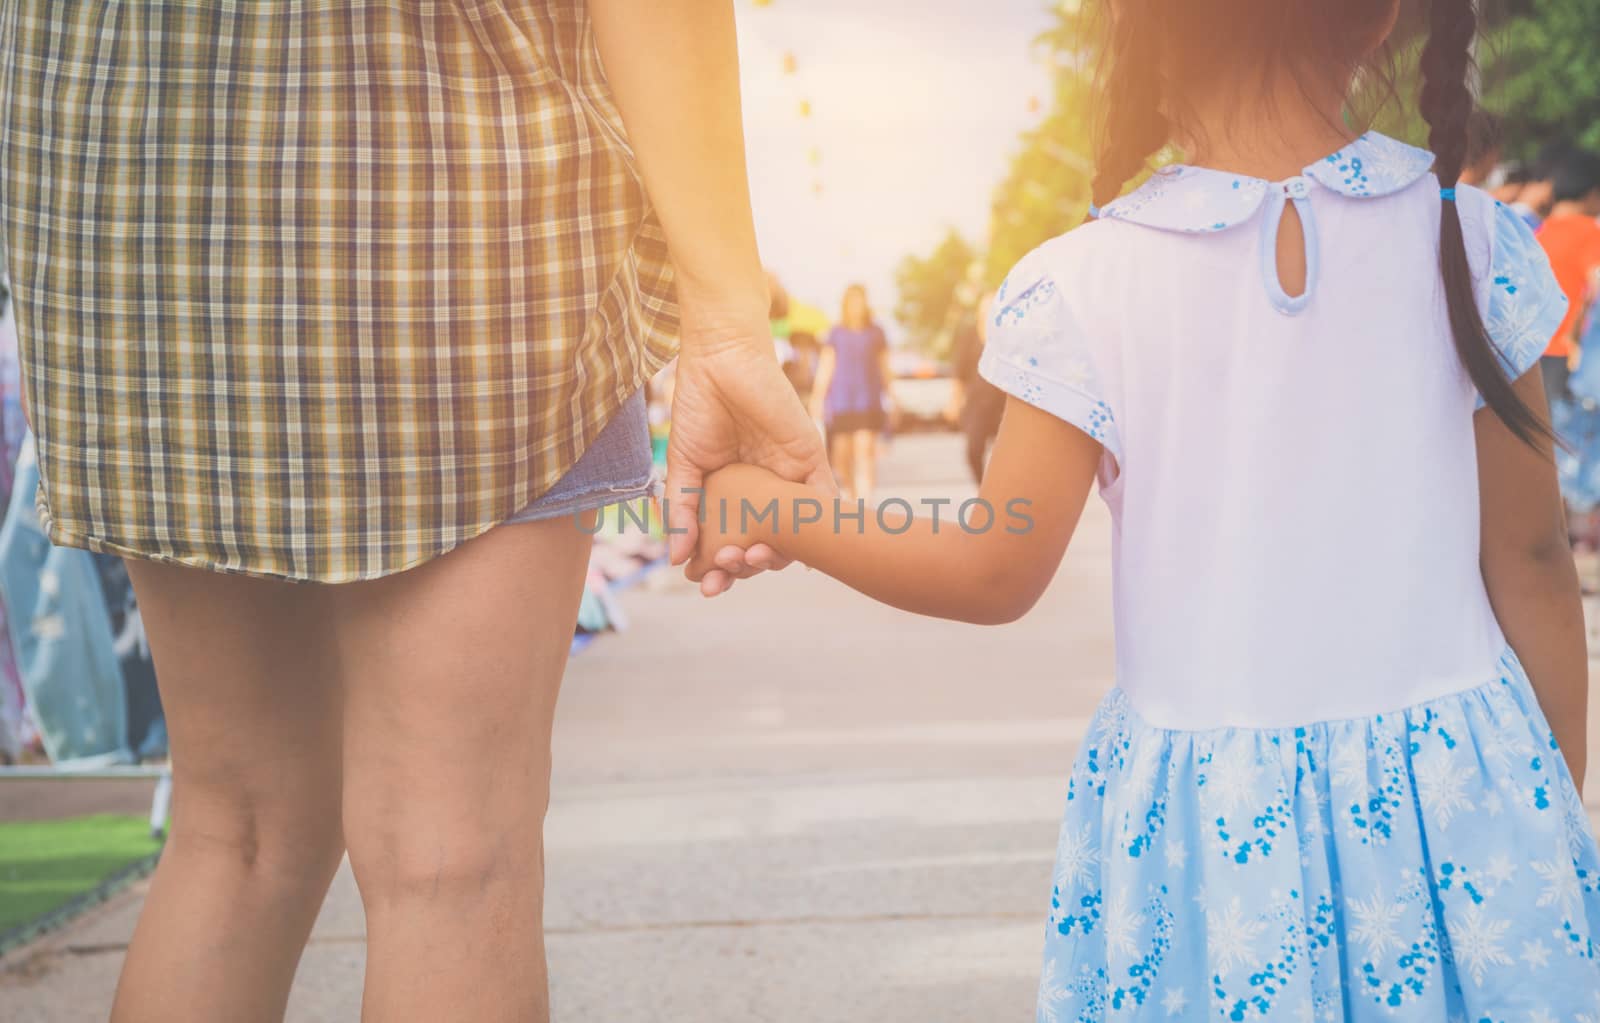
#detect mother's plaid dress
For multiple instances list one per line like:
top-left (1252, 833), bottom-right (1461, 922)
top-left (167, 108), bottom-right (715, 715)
top-left (0, 0), bottom-right (677, 582)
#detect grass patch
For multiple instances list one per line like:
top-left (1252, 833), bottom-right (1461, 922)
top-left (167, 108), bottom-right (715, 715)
top-left (0, 815), bottom-right (162, 934)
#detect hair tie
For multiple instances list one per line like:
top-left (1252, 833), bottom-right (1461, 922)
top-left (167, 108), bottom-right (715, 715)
top-left (1439, 187), bottom-right (1457, 202)
top-left (1087, 203), bottom-right (1102, 219)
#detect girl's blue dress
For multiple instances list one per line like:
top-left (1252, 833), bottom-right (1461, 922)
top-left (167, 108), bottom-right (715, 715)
top-left (1040, 652), bottom-right (1600, 1022)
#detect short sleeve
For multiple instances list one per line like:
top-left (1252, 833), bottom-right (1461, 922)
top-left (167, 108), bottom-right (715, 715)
top-left (1478, 200), bottom-right (1568, 405)
top-left (979, 247), bottom-right (1122, 464)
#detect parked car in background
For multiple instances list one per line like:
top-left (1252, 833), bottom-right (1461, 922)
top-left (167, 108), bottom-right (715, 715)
top-left (888, 350), bottom-right (956, 432)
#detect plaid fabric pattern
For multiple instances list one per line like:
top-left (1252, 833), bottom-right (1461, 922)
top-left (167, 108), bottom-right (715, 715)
top-left (0, 0), bottom-right (677, 583)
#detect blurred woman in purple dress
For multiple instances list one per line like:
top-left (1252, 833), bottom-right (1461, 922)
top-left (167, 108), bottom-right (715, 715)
top-left (809, 285), bottom-right (895, 501)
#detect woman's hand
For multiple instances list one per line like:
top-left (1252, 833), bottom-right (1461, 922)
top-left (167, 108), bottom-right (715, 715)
top-left (667, 295), bottom-right (835, 596)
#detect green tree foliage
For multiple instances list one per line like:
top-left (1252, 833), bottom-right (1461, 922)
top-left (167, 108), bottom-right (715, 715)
top-left (892, 227), bottom-right (978, 356)
top-left (892, 12), bottom-right (1098, 354)
top-left (1481, 0), bottom-right (1600, 155)
top-left (982, 68), bottom-right (1099, 287)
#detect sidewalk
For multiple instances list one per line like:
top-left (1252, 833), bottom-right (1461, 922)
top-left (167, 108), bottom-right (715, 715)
top-left (4, 433), bottom-right (1598, 1022)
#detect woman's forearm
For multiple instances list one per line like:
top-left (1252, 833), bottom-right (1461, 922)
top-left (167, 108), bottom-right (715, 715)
top-left (590, 0), bottom-right (766, 316)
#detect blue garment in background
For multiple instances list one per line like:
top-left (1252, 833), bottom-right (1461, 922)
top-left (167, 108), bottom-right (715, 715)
top-left (823, 325), bottom-right (888, 419)
top-left (1557, 303), bottom-right (1600, 511)
top-left (93, 554), bottom-right (165, 759)
top-left (0, 437), bottom-right (132, 766)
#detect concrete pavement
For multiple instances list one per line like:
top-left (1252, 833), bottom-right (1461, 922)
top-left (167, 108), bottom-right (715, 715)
top-left (4, 432), bottom-right (1598, 1021)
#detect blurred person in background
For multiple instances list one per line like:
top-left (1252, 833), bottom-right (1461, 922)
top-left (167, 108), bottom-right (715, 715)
top-left (1536, 147), bottom-right (1600, 404)
top-left (948, 290), bottom-right (1004, 484)
top-left (1492, 162), bottom-right (1528, 205)
top-left (768, 270), bottom-right (794, 366)
top-left (784, 331), bottom-right (822, 402)
top-left (1555, 270), bottom-right (1600, 576)
top-left (1458, 110), bottom-right (1502, 188)
top-left (810, 285), bottom-right (894, 501)
top-left (1512, 143), bottom-right (1569, 230)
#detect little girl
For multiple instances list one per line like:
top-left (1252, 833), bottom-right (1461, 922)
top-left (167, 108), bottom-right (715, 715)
top-left (691, 0), bottom-right (1600, 1018)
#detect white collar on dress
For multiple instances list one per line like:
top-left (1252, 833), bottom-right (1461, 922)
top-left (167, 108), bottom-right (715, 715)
top-left (1095, 131), bottom-right (1437, 234)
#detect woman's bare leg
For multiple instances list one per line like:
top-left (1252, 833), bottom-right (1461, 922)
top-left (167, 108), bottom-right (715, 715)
top-left (335, 517), bottom-right (592, 1023)
top-left (852, 429), bottom-right (878, 501)
top-left (112, 563), bottom-right (345, 1023)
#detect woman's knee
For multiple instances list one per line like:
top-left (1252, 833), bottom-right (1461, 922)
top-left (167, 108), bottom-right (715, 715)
top-left (344, 797), bottom-right (548, 910)
top-left (168, 781), bottom-right (344, 889)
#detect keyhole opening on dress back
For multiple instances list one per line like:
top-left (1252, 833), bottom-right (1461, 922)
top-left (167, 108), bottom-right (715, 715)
top-left (1274, 200), bottom-right (1309, 301)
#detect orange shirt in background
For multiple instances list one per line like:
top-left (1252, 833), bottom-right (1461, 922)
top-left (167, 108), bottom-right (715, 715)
top-left (1536, 214), bottom-right (1600, 359)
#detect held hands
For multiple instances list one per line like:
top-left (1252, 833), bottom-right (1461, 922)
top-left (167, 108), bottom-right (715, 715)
top-left (685, 463), bottom-right (791, 586)
top-left (666, 293), bottom-right (836, 597)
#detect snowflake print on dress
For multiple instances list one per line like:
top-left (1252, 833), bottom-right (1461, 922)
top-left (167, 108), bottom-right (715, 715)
top-left (1197, 739), bottom-right (1293, 866)
top-left (1055, 821), bottom-right (1098, 893)
top-left (1304, 131), bottom-right (1437, 197)
top-left (1339, 721), bottom-right (1409, 846)
top-left (1352, 871), bottom-right (1450, 1012)
top-left (1038, 958), bottom-right (1108, 1023)
top-left (1099, 165), bottom-right (1269, 234)
top-left (1446, 904), bottom-right (1513, 987)
top-left (983, 246), bottom-right (1124, 471)
top-left (1349, 887), bottom-right (1407, 959)
top-left (1210, 891), bottom-right (1324, 1021)
top-left (1474, 199), bottom-right (1570, 409)
top-left (1035, 650), bottom-right (1600, 1022)
top-left (995, 276), bottom-right (1060, 329)
top-left (1095, 132), bottom-right (1435, 238)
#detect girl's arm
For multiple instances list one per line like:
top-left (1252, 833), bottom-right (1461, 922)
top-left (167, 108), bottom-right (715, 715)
top-left (1477, 370), bottom-right (1589, 792)
top-left (690, 398), bottom-right (1102, 624)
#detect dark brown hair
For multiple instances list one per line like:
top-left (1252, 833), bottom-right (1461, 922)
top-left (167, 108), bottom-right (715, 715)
top-left (1089, 0), bottom-right (1550, 447)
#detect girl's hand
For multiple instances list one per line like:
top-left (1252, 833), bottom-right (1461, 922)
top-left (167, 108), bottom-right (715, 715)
top-left (687, 463), bottom-right (792, 594)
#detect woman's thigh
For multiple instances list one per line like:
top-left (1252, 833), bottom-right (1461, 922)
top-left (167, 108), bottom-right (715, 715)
top-left (330, 516), bottom-right (593, 894)
top-left (123, 560), bottom-right (344, 859)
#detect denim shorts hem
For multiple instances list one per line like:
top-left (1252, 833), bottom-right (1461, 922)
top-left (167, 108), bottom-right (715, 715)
top-left (501, 390), bottom-right (653, 525)
top-left (502, 474), bottom-right (657, 524)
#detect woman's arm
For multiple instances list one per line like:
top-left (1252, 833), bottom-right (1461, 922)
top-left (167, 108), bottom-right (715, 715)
top-left (590, 1), bottom-right (832, 586)
top-left (809, 346), bottom-right (836, 422)
top-left (690, 398), bottom-right (1101, 623)
top-left (591, 0), bottom-right (763, 307)
top-left (1478, 370), bottom-right (1589, 792)
top-left (878, 342), bottom-right (897, 419)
